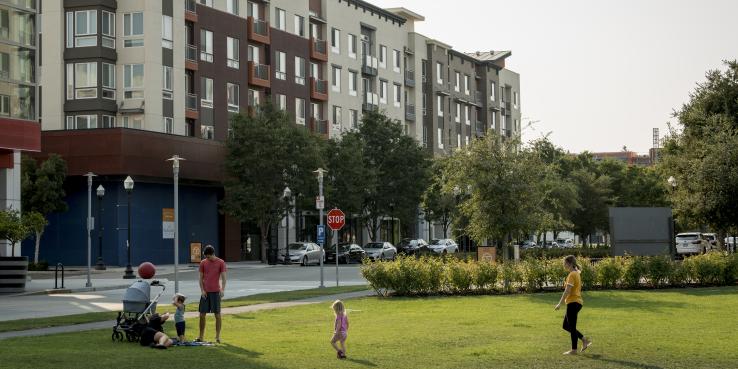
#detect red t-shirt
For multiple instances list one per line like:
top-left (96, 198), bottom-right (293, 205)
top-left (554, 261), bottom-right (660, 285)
top-left (199, 257), bottom-right (226, 293)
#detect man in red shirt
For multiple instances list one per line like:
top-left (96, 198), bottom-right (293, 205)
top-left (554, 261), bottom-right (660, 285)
top-left (197, 245), bottom-right (227, 343)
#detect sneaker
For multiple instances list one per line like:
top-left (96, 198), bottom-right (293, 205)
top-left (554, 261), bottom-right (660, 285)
top-left (194, 338), bottom-right (203, 343)
top-left (215, 338), bottom-right (221, 344)
top-left (337, 350), bottom-right (344, 359)
top-left (581, 337), bottom-right (592, 352)
top-left (339, 352), bottom-right (347, 360)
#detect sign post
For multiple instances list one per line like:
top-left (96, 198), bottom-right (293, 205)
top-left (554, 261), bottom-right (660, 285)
top-left (314, 169), bottom-right (327, 288)
top-left (327, 208), bottom-right (346, 287)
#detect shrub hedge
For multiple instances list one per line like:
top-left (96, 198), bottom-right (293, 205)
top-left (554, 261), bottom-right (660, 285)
top-left (360, 252), bottom-right (738, 297)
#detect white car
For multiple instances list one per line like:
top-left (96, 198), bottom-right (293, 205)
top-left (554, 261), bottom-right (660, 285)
top-left (428, 239), bottom-right (459, 254)
top-left (675, 233), bottom-right (711, 255)
top-left (278, 242), bottom-right (323, 265)
top-left (363, 242), bottom-right (397, 261)
top-left (556, 239), bottom-right (575, 248)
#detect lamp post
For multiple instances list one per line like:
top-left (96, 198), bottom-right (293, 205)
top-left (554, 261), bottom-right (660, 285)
top-left (95, 184), bottom-right (106, 270)
top-left (123, 176), bottom-right (135, 279)
top-left (667, 176), bottom-right (677, 259)
top-left (83, 173), bottom-right (96, 288)
top-left (283, 186), bottom-right (292, 265)
top-left (389, 202), bottom-right (395, 245)
top-left (167, 155), bottom-right (185, 293)
top-left (453, 185), bottom-right (461, 243)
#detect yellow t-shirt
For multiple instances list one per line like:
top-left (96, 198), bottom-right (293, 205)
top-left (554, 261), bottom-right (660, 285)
top-left (565, 271), bottom-right (583, 305)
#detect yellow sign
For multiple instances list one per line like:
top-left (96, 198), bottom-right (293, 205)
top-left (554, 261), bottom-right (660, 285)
top-left (190, 243), bottom-right (202, 263)
top-left (477, 247), bottom-right (497, 263)
top-left (162, 208), bottom-right (175, 239)
top-left (162, 208), bottom-right (174, 222)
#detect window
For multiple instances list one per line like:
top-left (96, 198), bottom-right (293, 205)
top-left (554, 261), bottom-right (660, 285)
top-left (227, 0), bottom-right (239, 15)
top-left (248, 89), bottom-right (259, 106)
top-left (457, 133), bottom-right (461, 148)
top-left (227, 83), bottom-right (239, 112)
top-left (102, 11), bottom-right (115, 48)
top-left (201, 77), bottom-right (213, 107)
top-left (348, 70), bottom-right (357, 96)
top-left (200, 29), bottom-right (213, 62)
top-left (227, 37), bottom-right (239, 68)
top-left (454, 72), bottom-right (460, 92)
top-left (311, 102), bottom-right (320, 119)
top-left (379, 80), bottom-right (387, 104)
top-left (490, 82), bottom-right (496, 101)
top-left (122, 115), bottom-right (143, 129)
top-left (295, 98), bottom-right (306, 124)
top-left (437, 128), bottom-right (443, 149)
top-left (275, 51), bottom-right (286, 80)
top-left (199, 0), bottom-right (213, 6)
top-left (436, 62), bottom-right (443, 85)
top-left (164, 117), bottom-right (173, 134)
top-left (276, 94), bottom-right (286, 111)
top-left (247, 1), bottom-right (259, 18)
top-left (437, 95), bottom-right (443, 117)
top-left (464, 75), bottom-right (470, 95)
top-left (68, 62), bottom-right (97, 99)
top-left (332, 105), bottom-right (342, 125)
top-left (247, 45), bottom-right (259, 63)
top-left (465, 105), bottom-right (471, 125)
top-left (348, 34), bottom-right (357, 58)
top-left (275, 8), bottom-right (286, 31)
top-left (0, 95), bottom-right (8, 116)
top-left (422, 94), bottom-right (427, 115)
top-left (123, 12), bottom-right (144, 47)
top-left (491, 112), bottom-right (496, 130)
top-left (66, 115), bottom-right (98, 129)
top-left (161, 15), bottom-right (173, 48)
top-left (67, 10), bottom-right (97, 47)
top-left (201, 125), bottom-right (214, 140)
top-left (124, 64), bottom-right (144, 98)
top-left (393, 83), bottom-right (401, 107)
top-left (379, 45), bottom-right (386, 68)
top-left (514, 91), bottom-right (519, 108)
top-left (294, 15), bottom-right (304, 37)
top-left (295, 56), bottom-right (305, 85)
top-left (102, 115), bottom-right (115, 128)
top-left (393, 49), bottom-right (401, 72)
top-left (332, 66), bottom-right (340, 92)
top-left (331, 28), bottom-right (340, 53)
top-left (349, 109), bottom-right (358, 128)
top-left (162, 66), bottom-right (173, 99)
top-left (455, 103), bottom-right (460, 122)
top-left (102, 63), bottom-right (115, 99)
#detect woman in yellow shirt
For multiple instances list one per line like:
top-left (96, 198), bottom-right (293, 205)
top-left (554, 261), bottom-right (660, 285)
top-left (555, 255), bottom-right (592, 355)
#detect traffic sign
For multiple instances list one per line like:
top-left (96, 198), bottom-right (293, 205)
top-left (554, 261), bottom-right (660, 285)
top-left (327, 208), bottom-right (345, 231)
top-left (317, 225), bottom-right (326, 245)
top-left (316, 196), bottom-right (324, 210)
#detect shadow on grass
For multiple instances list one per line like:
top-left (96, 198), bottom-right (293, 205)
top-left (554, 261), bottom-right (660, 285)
top-left (583, 354), bottom-right (663, 369)
top-left (346, 358), bottom-right (377, 367)
top-left (230, 315), bottom-right (256, 320)
top-left (219, 343), bottom-right (263, 358)
top-left (519, 292), bottom-right (690, 312)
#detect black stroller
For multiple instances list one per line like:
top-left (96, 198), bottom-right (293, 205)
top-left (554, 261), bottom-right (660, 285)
top-left (112, 280), bottom-right (166, 342)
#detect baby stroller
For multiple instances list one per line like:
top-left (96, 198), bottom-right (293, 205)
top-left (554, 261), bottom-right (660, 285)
top-left (112, 279), bottom-right (166, 342)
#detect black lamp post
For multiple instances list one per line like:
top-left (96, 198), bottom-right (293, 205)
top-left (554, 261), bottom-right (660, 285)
top-left (389, 202), bottom-right (395, 245)
top-left (667, 176), bottom-right (677, 258)
top-left (95, 184), bottom-right (106, 270)
top-left (283, 186), bottom-right (292, 265)
top-left (453, 185), bottom-right (461, 246)
top-left (123, 176), bottom-right (135, 279)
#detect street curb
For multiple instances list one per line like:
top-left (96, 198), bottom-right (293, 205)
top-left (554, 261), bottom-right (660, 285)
top-left (6, 279), bottom-right (170, 297)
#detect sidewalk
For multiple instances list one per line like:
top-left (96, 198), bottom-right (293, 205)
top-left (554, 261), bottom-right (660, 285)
top-left (0, 289), bottom-right (374, 341)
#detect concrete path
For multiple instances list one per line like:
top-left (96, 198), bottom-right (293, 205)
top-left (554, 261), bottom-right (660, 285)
top-left (0, 289), bottom-right (375, 341)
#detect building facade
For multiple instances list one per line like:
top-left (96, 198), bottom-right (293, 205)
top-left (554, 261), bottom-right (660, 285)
top-left (30, 0), bottom-right (521, 265)
top-left (0, 0), bottom-right (38, 257)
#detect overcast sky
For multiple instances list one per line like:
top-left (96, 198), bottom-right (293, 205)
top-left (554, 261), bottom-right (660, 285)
top-left (371, 0), bottom-right (738, 153)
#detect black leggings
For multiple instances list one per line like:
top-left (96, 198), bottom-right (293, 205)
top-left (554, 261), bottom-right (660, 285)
top-left (562, 302), bottom-right (584, 350)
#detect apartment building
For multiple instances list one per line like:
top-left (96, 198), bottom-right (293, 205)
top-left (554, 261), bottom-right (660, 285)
top-left (28, 0), bottom-right (521, 266)
top-left (0, 0), bottom-right (38, 257)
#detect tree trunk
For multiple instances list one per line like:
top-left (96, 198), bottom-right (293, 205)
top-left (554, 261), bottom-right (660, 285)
top-left (259, 221), bottom-right (270, 263)
top-left (34, 231), bottom-right (43, 264)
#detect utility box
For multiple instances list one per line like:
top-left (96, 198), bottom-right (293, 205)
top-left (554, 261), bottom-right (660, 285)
top-left (609, 207), bottom-right (674, 257)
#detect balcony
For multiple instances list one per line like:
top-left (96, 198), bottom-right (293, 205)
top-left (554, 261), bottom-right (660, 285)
top-left (248, 62), bottom-right (270, 88)
top-left (310, 77), bottom-right (328, 101)
top-left (308, 117), bottom-right (329, 138)
top-left (362, 91), bottom-right (379, 112)
top-left (185, 44), bottom-right (198, 70)
top-left (247, 17), bottom-right (270, 44)
top-left (185, 0), bottom-right (198, 22)
top-left (474, 91), bottom-right (482, 106)
top-left (404, 70), bottom-right (415, 88)
top-left (310, 38), bottom-right (328, 62)
top-left (405, 104), bottom-right (416, 122)
top-left (362, 54), bottom-right (378, 76)
top-left (185, 93), bottom-right (198, 120)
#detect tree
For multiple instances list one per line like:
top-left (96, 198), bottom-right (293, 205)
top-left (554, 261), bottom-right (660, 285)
top-left (22, 154), bottom-right (68, 216)
top-left (220, 102), bottom-right (323, 262)
top-left (422, 158), bottom-right (455, 238)
top-left (0, 209), bottom-right (30, 257)
top-left (323, 132), bottom-right (367, 235)
top-left (24, 211), bottom-right (48, 264)
top-left (569, 169), bottom-right (613, 246)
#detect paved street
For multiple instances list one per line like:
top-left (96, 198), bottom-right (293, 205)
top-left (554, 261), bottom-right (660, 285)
top-left (0, 262), bottom-right (366, 322)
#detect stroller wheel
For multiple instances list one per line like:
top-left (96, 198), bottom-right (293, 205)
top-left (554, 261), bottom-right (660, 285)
top-left (126, 332), bottom-right (136, 342)
top-left (112, 331), bottom-right (124, 342)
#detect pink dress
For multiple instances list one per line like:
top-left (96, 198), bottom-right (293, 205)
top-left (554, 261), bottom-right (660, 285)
top-left (334, 314), bottom-right (348, 339)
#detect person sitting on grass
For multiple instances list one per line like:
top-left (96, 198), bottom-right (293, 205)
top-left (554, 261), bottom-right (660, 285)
top-left (172, 293), bottom-right (187, 342)
top-left (330, 300), bottom-right (349, 359)
top-left (554, 255), bottom-right (592, 355)
top-left (139, 313), bottom-right (174, 349)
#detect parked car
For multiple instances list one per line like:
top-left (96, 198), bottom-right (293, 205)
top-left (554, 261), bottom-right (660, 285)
top-left (519, 240), bottom-right (538, 249)
top-left (675, 233), bottom-right (711, 255)
top-left (428, 239), bottom-right (459, 254)
top-left (397, 238), bottom-right (430, 255)
top-left (556, 239), bottom-right (575, 248)
top-left (363, 242), bottom-right (397, 261)
top-left (703, 233), bottom-right (718, 248)
top-left (325, 243), bottom-right (366, 264)
top-left (725, 236), bottom-right (737, 253)
top-left (277, 242), bottom-right (323, 266)
top-left (543, 241), bottom-right (559, 249)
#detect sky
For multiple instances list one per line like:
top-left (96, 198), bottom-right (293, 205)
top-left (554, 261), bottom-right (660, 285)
top-left (370, 0), bottom-right (738, 154)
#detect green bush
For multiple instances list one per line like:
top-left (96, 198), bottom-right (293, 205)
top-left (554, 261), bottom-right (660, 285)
top-left (546, 259), bottom-right (569, 288)
top-left (669, 261), bottom-right (690, 287)
top-left (475, 261), bottom-right (498, 291)
top-left (499, 261), bottom-right (523, 293)
top-left (720, 253), bottom-right (738, 285)
top-left (645, 256), bottom-right (673, 288)
top-left (596, 257), bottom-right (622, 289)
top-left (521, 258), bottom-right (547, 292)
top-left (521, 247), bottom-right (611, 260)
top-left (622, 257), bottom-right (647, 289)
top-left (445, 259), bottom-right (475, 293)
top-left (684, 253), bottom-right (725, 286)
top-left (360, 259), bottom-right (392, 296)
top-left (578, 258), bottom-right (597, 290)
top-left (28, 260), bottom-right (49, 271)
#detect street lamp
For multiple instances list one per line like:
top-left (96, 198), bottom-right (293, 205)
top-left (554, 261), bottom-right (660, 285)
top-left (389, 202), bottom-right (395, 245)
top-left (123, 176), bottom-right (135, 279)
top-left (95, 184), bottom-right (106, 270)
top-left (167, 155), bottom-right (185, 293)
top-left (667, 176), bottom-right (677, 258)
top-left (83, 173), bottom-right (96, 288)
top-left (283, 186), bottom-right (292, 265)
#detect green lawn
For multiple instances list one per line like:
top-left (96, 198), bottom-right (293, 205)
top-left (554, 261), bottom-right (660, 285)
top-left (2, 287), bottom-right (737, 369)
top-left (0, 286), bottom-right (368, 333)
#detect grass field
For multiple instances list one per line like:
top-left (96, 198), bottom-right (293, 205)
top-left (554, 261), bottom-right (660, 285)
top-left (2, 287), bottom-right (737, 369)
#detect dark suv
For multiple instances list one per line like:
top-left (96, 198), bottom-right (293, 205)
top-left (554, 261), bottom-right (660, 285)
top-left (396, 238), bottom-right (430, 255)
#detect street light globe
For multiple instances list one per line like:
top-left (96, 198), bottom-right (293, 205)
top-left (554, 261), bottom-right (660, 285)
top-left (283, 186), bottom-right (292, 199)
top-left (667, 176), bottom-right (677, 188)
top-left (96, 184), bottom-right (105, 198)
top-left (124, 176), bottom-right (134, 192)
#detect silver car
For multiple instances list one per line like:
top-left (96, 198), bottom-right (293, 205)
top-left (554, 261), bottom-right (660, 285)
top-left (676, 233), bottom-right (710, 255)
top-left (428, 239), bottom-right (459, 254)
top-left (364, 242), bottom-right (397, 261)
top-left (278, 242), bottom-right (323, 266)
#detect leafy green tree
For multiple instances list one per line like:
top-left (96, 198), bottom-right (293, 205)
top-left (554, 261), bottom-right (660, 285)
top-left (221, 102), bottom-right (323, 262)
top-left (323, 132), bottom-right (366, 232)
top-left (24, 211), bottom-right (48, 264)
top-left (21, 154), bottom-right (68, 216)
top-left (569, 169), bottom-right (613, 246)
top-left (0, 209), bottom-right (30, 257)
top-left (422, 158), bottom-right (456, 238)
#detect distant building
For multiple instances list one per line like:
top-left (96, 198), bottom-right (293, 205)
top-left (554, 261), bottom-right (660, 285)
top-left (590, 151), bottom-right (652, 166)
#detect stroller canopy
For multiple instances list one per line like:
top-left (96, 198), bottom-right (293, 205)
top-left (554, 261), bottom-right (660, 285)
top-left (122, 281), bottom-right (152, 313)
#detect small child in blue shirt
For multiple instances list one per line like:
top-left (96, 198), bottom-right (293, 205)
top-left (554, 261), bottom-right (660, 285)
top-left (172, 293), bottom-right (187, 342)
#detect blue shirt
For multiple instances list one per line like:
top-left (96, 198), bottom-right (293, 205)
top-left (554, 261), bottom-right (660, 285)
top-left (174, 305), bottom-right (185, 323)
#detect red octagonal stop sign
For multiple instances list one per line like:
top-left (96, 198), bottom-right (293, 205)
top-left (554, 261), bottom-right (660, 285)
top-left (327, 208), bottom-right (345, 231)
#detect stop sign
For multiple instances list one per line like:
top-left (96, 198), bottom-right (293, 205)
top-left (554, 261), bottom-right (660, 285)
top-left (327, 208), bottom-right (345, 231)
